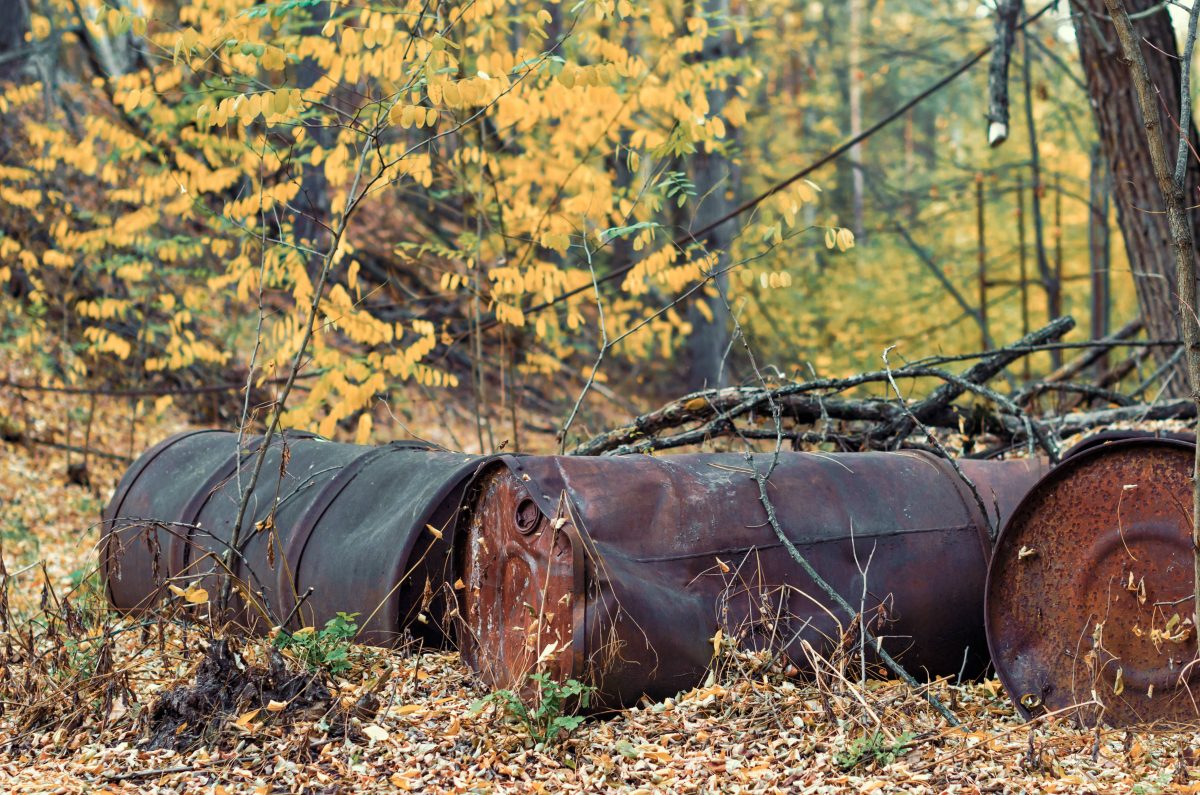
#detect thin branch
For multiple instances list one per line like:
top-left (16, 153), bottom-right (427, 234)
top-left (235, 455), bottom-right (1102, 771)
top-left (1178, 0), bottom-right (1200, 184)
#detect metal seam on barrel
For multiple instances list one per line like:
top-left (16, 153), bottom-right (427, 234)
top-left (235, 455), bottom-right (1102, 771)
top-left (168, 434), bottom-right (266, 580)
top-left (1060, 429), bottom-right (1196, 461)
top-left (933, 452), bottom-right (1000, 553)
top-left (276, 445), bottom-right (394, 628)
top-left (101, 429), bottom-right (221, 604)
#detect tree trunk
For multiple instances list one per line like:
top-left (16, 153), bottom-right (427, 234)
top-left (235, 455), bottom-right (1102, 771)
top-left (685, 0), bottom-right (740, 391)
top-left (1072, 0), bottom-right (1197, 394)
top-left (848, 0), bottom-right (866, 242)
top-left (1089, 144), bottom-right (1112, 378)
top-left (1022, 30), bottom-right (1059, 367)
top-left (293, 2), bottom-right (333, 275)
top-left (0, 0), bottom-right (29, 80)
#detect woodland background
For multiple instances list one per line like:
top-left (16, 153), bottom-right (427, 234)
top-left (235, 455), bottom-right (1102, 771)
top-left (1, 0), bottom-right (1182, 457)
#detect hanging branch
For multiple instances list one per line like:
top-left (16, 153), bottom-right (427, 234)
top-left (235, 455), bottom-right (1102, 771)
top-left (987, 0), bottom-right (1023, 146)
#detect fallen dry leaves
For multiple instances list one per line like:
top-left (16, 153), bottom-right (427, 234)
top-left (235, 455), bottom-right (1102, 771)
top-left (3, 362), bottom-right (1200, 793)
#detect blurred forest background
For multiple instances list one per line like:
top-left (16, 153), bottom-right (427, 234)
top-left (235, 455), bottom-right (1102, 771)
top-left (0, 0), bottom-right (1184, 455)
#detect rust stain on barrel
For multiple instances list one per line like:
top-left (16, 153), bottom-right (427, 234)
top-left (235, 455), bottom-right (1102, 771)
top-left (987, 438), bottom-right (1199, 726)
top-left (461, 451), bottom-right (1047, 706)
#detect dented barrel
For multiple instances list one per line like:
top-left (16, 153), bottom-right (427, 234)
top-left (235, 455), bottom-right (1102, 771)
top-left (458, 451), bottom-right (1046, 706)
top-left (101, 430), bottom-right (488, 645)
top-left (987, 437), bottom-right (1200, 726)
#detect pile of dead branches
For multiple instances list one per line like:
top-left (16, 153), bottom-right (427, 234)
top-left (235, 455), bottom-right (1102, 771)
top-left (574, 316), bottom-right (1190, 461)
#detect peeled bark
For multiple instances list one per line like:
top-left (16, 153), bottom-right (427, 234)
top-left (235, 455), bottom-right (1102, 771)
top-left (1072, 0), bottom-right (1198, 395)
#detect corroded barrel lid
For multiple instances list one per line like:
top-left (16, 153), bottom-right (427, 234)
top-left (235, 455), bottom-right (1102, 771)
top-left (986, 438), bottom-right (1199, 726)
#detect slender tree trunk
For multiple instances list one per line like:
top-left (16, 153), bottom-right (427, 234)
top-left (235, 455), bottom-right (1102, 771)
top-left (295, 3), bottom-right (333, 274)
top-left (685, 0), bottom-right (740, 390)
top-left (976, 175), bottom-right (989, 351)
top-left (1021, 29), bottom-right (1058, 366)
top-left (1072, 0), bottom-right (1198, 395)
top-left (848, 0), bottom-right (866, 242)
top-left (1089, 145), bottom-right (1112, 379)
top-left (0, 0), bottom-right (28, 80)
top-left (904, 110), bottom-right (916, 222)
top-left (1104, 0), bottom-right (1200, 629)
top-left (1053, 173), bottom-right (1064, 327)
top-left (1016, 171), bottom-right (1031, 380)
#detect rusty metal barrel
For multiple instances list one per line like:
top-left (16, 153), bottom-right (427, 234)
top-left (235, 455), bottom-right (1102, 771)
top-left (987, 437), bottom-right (1200, 726)
top-left (101, 430), bottom-right (488, 645)
top-left (459, 451), bottom-right (1046, 707)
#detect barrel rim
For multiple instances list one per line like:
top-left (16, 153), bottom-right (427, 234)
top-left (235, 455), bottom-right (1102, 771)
top-left (983, 436), bottom-right (1197, 721)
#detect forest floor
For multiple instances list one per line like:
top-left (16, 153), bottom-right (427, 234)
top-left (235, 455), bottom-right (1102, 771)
top-left (2, 368), bottom-right (1200, 793)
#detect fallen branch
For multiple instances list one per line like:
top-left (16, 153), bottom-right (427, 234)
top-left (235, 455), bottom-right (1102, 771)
top-left (1041, 318), bottom-right (1143, 384)
top-left (745, 449), bottom-right (962, 726)
top-left (871, 316), bottom-right (1075, 446)
top-left (1016, 380), bottom-right (1135, 409)
top-left (576, 318), bottom-right (1073, 457)
top-left (1040, 399), bottom-right (1195, 437)
top-left (2, 435), bottom-right (133, 463)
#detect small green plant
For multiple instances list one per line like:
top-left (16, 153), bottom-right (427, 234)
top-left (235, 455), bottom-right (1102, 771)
top-left (471, 672), bottom-right (595, 746)
top-left (835, 731), bottom-right (916, 771)
top-left (1131, 770), bottom-right (1171, 795)
top-left (272, 612), bottom-right (358, 675)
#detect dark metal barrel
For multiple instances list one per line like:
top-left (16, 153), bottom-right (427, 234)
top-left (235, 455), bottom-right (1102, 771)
top-left (459, 451), bottom-right (1046, 707)
top-left (987, 437), bottom-right (1199, 726)
top-left (101, 431), bottom-right (488, 645)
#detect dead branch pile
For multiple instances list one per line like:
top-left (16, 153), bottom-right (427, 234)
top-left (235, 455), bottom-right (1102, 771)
top-left (575, 316), bottom-right (1191, 460)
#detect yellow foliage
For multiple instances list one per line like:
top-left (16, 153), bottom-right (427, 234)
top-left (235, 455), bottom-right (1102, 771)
top-left (0, 0), bottom-right (873, 445)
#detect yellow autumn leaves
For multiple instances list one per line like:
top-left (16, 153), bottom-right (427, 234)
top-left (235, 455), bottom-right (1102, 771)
top-left (824, 227), bottom-right (856, 252)
top-left (195, 89), bottom-right (303, 128)
top-left (1, 0), bottom-right (854, 452)
top-left (389, 104), bottom-right (439, 130)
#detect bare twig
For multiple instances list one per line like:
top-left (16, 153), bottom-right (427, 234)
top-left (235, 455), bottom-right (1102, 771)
top-left (881, 347), bottom-right (1004, 539)
top-left (220, 118), bottom-right (381, 616)
top-left (746, 455), bottom-right (961, 726)
top-left (558, 237), bottom-right (609, 453)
